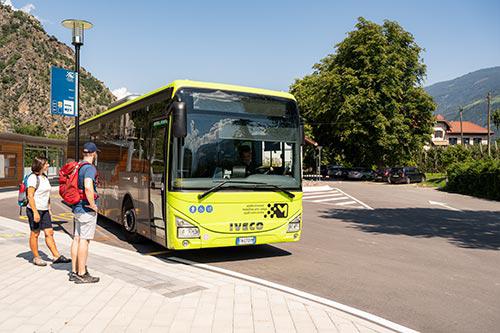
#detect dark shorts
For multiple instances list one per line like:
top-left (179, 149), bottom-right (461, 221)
top-left (27, 208), bottom-right (52, 231)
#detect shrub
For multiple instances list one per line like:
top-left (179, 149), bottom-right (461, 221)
top-left (446, 159), bottom-right (500, 201)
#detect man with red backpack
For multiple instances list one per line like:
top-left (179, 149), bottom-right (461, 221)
top-left (64, 142), bottom-right (100, 284)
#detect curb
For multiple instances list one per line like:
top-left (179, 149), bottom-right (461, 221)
top-left (168, 257), bottom-right (418, 333)
top-left (1, 215), bottom-right (418, 333)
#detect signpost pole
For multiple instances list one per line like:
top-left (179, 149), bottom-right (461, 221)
top-left (74, 43), bottom-right (80, 161)
top-left (61, 19), bottom-right (93, 161)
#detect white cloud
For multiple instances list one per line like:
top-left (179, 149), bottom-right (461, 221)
top-left (1, 0), bottom-right (34, 12)
top-left (20, 3), bottom-right (35, 13)
top-left (112, 87), bottom-right (136, 100)
top-left (1, 0), bottom-right (15, 8)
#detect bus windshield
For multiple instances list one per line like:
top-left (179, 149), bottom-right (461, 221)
top-left (171, 89), bottom-right (301, 190)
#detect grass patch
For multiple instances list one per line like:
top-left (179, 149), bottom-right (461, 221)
top-left (421, 173), bottom-right (446, 188)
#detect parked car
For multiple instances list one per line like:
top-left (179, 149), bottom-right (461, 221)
top-left (327, 165), bottom-right (348, 179)
top-left (374, 168), bottom-right (391, 182)
top-left (347, 167), bottom-right (375, 180)
top-left (388, 167), bottom-right (425, 184)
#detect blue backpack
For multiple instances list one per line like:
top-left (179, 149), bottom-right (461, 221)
top-left (17, 174), bottom-right (40, 213)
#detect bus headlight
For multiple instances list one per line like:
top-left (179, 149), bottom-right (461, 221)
top-left (176, 217), bottom-right (200, 239)
top-left (287, 215), bottom-right (301, 233)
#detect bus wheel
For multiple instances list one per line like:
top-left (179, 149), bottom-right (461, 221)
top-left (122, 203), bottom-right (141, 243)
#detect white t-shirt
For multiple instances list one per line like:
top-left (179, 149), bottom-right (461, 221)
top-left (26, 174), bottom-right (51, 211)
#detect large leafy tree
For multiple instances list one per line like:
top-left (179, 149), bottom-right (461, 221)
top-left (291, 17), bottom-right (435, 167)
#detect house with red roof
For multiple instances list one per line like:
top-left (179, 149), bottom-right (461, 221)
top-left (431, 115), bottom-right (494, 146)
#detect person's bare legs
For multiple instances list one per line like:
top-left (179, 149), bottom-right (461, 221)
top-left (29, 230), bottom-right (40, 258)
top-left (71, 236), bottom-right (80, 273)
top-left (43, 228), bottom-right (61, 259)
top-left (77, 239), bottom-right (90, 275)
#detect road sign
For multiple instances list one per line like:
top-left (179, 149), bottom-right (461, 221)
top-left (50, 66), bottom-right (78, 117)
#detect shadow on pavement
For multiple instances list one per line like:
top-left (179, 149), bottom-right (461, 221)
top-left (167, 244), bottom-right (292, 264)
top-left (96, 215), bottom-right (292, 263)
top-left (320, 207), bottom-right (500, 250)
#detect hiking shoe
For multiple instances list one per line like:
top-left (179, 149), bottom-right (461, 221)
top-left (53, 255), bottom-right (71, 264)
top-left (68, 271), bottom-right (78, 282)
top-left (33, 257), bottom-right (47, 266)
top-left (74, 272), bottom-right (99, 284)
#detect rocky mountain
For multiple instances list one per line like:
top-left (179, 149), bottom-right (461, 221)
top-left (0, 3), bottom-right (116, 137)
top-left (425, 67), bottom-right (500, 128)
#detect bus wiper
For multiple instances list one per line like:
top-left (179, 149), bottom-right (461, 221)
top-left (249, 182), bottom-right (295, 199)
top-left (198, 180), bottom-right (249, 200)
top-left (198, 180), bottom-right (295, 200)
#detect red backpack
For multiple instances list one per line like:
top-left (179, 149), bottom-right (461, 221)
top-left (59, 161), bottom-right (92, 206)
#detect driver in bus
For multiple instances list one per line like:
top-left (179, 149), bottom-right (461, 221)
top-left (238, 145), bottom-right (257, 174)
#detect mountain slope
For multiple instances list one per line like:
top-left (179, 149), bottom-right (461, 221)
top-left (425, 67), bottom-right (500, 127)
top-left (0, 4), bottom-right (116, 137)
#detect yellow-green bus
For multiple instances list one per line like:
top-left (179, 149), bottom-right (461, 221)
top-left (68, 80), bottom-right (303, 250)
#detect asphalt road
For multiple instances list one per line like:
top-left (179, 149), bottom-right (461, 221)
top-left (1, 182), bottom-right (499, 333)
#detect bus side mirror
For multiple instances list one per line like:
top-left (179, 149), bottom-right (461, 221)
top-left (172, 101), bottom-right (187, 138)
top-left (299, 123), bottom-right (305, 146)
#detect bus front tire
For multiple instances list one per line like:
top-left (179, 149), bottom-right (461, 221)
top-left (122, 203), bottom-right (141, 243)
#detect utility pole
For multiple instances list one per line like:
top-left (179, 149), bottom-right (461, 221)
top-left (459, 107), bottom-right (464, 146)
top-left (487, 92), bottom-right (491, 156)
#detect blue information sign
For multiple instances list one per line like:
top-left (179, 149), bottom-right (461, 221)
top-left (50, 66), bottom-right (77, 117)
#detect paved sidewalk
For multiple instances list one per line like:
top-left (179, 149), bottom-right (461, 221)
top-left (0, 216), bottom-right (412, 333)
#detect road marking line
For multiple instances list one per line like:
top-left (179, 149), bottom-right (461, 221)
top-left (303, 186), bottom-right (332, 192)
top-left (168, 256), bottom-right (418, 333)
top-left (312, 196), bottom-right (350, 203)
top-left (333, 187), bottom-right (374, 210)
top-left (335, 200), bottom-right (358, 206)
top-left (428, 200), bottom-right (462, 212)
top-left (303, 193), bottom-right (343, 199)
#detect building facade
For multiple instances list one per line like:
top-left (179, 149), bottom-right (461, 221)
top-left (0, 133), bottom-right (66, 188)
top-left (431, 115), bottom-right (494, 146)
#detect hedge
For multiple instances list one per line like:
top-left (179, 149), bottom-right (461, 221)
top-left (446, 159), bottom-right (500, 201)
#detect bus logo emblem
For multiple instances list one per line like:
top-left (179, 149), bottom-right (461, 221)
top-left (264, 203), bottom-right (288, 218)
top-left (189, 205), bottom-right (196, 214)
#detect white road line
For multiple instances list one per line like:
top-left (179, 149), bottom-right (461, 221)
top-left (428, 200), bottom-right (462, 212)
top-left (334, 187), bottom-right (374, 210)
top-left (168, 256), bottom-right (418, 333)
top-left (303, 193), bottom-right (344, 200)
top-left (335, 200), bottom-right (358, 206)
top-left (312, 196), bottom-right (350, 203)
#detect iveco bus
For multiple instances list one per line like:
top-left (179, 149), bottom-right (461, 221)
top-left (67, 80), bottom-right (304, 250)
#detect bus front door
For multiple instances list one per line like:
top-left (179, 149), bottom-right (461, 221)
top-left (149, 122), bottom-right (168, 245)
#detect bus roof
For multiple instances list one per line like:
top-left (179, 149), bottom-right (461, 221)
top-left (75, 80), bottom-right (296, 128)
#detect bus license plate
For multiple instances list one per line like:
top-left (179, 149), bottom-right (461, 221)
top-left (236, 236), bottom-right (256, 245)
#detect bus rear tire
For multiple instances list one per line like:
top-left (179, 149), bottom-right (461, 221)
top-left (122, 202), bottom-right (141, 243)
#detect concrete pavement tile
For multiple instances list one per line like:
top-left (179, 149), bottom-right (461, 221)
top-left (126, 319), bottom-right (154, 332)
top-left (233, 313), bottom-right (254, 330)
top-left (168, 321), bottom-right (191, 333)
top-left (233, 329), bottom-right (254, 333)
top-left (0, 315), bottom-right (26, 330)
top-left (13, 324), bottom-right (40, 333)
top-left (147, 326), bottom-right (172, 333)
top-left (103, 325), bottom-right (128, 332)
top-left (254, 320), bottom-right (276, 333)
top-left (307, 306), bottom-right (339, 331)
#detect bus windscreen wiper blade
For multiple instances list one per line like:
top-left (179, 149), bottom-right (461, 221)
top-left (198, 180), bottom-right (252, 200)
top-left (198, 180), bottom-right (295, 199)
top-left (249, 182), bottom-right (295, 199)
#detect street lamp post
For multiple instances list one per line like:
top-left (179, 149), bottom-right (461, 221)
top-left (61, 19), bottom-right (93, 161)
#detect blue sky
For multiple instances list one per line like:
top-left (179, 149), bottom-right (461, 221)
top-left (4, 0), bottom-right (500, 97)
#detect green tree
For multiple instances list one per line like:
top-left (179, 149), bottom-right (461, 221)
top-left (492, 108), bottom-right (500, 131)
top-left (291, 17), bottom-right (435, 167)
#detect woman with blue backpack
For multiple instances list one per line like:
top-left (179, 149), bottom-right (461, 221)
top-left (26, 156), bottom-right (71, 266)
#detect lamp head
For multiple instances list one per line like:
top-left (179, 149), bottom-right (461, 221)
top-left (61, 19), bottom-right (93, 46)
